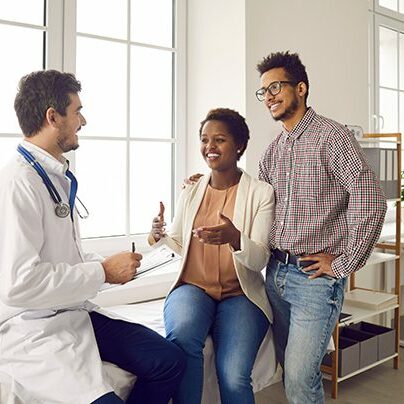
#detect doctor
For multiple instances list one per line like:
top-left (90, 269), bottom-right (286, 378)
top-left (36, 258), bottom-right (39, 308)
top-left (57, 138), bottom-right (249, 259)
top-left (0, 70), bottom-right (185, 404)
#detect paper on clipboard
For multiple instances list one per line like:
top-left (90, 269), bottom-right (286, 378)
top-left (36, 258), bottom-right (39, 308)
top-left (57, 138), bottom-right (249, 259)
top-left (135, 245), bottom-right (180, 278)
top-left (100, 244), bottom-right (181, 291)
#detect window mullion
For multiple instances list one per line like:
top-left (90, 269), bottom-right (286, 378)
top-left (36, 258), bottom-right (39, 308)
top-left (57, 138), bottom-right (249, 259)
top-left (126, 0), bottom-right (131, 237)
top-left (46, 0), bottom-right (64, 70)
top-left (174, 0), bottom-right (187, 203)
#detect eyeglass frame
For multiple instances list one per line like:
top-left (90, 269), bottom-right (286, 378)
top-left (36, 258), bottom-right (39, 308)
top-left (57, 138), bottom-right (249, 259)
top-left (255, 80), bottom-right (296, 102)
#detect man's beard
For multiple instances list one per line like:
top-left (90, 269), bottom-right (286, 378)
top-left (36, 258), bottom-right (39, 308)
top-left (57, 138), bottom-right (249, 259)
top-left (57, 130), bottom-right (79, 153)
top-left (272, 97), bottom-right (299, 122)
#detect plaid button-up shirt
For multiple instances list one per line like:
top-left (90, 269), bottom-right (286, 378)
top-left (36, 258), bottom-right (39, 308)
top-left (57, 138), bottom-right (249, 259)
top-left (258, 108), bottom-right (387, 278)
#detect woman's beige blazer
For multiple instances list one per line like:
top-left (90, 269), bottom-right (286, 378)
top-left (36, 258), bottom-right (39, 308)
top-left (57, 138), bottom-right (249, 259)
top-left (162, 170), bottom-right (275, 322)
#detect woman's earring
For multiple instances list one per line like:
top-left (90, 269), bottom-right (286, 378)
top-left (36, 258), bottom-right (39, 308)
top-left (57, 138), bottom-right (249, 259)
top-left (237, 149), bottom-right (241, 154)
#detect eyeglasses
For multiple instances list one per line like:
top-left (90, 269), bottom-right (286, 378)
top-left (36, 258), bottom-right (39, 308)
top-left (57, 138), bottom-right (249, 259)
top-left (255, 81), bottom-right (295, 101)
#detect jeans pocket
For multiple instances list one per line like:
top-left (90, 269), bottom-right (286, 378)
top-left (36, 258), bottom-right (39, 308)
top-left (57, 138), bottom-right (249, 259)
top-left (326, 278), bottom-right (345, 310)
top-left (266, 258), bottom-right (285, 296)
top-left (296, 264), bottom-right (337, 283)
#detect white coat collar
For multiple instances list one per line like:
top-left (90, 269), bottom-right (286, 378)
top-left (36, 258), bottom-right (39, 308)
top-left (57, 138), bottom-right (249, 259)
top-left (21, 140), bottom-right (68, 176)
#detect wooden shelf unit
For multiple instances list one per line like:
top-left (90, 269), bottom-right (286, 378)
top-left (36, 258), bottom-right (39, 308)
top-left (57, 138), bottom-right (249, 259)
top-left (322, 133), bottom-right (402, 399)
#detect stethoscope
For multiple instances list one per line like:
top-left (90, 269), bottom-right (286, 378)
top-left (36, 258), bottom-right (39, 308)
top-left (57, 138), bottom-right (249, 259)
top-left (17, 145), bottom-right (89, 220)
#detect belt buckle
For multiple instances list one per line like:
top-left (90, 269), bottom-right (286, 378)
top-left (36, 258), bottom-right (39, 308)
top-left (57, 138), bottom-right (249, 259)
top-left (284, 251), bottom-right (290, 265)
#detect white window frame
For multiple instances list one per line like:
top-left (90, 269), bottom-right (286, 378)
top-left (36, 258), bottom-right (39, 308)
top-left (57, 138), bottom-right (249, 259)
top-left (375, 0), bottom-right (404, 20)
top-left (60, 0), bottom-right (187, 255)
top-left (0, 0), bottom-right (51, 138)
top-left (369, 0), bottom-right (404, 132)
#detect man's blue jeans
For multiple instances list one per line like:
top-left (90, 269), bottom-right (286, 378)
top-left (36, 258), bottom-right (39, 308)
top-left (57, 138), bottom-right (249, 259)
top-left (266, 256), bottom-right (346, 404)
top-left (90, 311), bottom-right (186, 404)
top-left (164, 284), bottom-right (269, 404)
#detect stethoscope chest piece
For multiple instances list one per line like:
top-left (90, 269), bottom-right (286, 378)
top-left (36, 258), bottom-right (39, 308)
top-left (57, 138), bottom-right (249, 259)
top-left (17, 144), bottom-right (89, 220)
top-left (55, 202), bottom-right (70, 218)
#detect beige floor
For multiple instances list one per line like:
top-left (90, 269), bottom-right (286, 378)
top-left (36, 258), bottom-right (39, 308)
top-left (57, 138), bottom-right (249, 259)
top-left (255, 348), bottom-right (404, 404)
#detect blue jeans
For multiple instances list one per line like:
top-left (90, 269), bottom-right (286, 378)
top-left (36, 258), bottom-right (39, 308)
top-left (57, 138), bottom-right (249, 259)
top-left (92, 392), bottom-right (122, 403)
top-left (164, 284), bottom-right (269, 404)
top-left (266, 256), bottom-right (346, 404)
top-left (90, 311), bottom-right (186, 404)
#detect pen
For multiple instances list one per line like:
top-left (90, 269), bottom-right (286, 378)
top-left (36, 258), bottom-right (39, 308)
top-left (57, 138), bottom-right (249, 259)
top-left (132, 241), bottom-right (135, 253)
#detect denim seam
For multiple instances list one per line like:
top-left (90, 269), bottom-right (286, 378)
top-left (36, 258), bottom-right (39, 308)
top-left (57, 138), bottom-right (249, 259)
top-left (274, 261), bottom-right (287, 296)
top-left (308, 282), bottom-right (340, 400)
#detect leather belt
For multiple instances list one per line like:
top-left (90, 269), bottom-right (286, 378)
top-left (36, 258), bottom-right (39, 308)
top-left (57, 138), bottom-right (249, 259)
top-left (271, 248), bottom-right (317, 268)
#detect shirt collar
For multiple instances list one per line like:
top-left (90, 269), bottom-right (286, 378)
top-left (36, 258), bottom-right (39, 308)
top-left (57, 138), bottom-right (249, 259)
top-left (21, 140), bottom-right (69, 175)
top-left (281, 107), bottom-right (316, 141)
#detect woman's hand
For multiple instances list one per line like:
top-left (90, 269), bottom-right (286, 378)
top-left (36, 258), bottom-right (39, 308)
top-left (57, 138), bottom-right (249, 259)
top-left (192, 212), bottom-right (241, 251)
top-left (150, 202), bottom-right (166, 242)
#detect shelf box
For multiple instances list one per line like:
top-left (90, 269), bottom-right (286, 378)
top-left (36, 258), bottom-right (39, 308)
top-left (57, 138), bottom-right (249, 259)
top-left (340, 327), bottom-right (378, 368)
top-left (350, 322), bottom-right (395, 360)
top-left (360, 147), bottom-right (399, 199)
top-left (322, 337), bottom-right (360, 377)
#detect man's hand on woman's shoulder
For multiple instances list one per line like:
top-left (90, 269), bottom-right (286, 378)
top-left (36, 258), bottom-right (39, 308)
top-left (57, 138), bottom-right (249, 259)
top-left (182, 173), bottom-right (203, 189)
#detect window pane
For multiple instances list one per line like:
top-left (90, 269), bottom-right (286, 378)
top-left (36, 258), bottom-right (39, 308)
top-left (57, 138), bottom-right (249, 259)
top-left (400, 33), bottom-right (404, 91)
top-left (76, 37), bottom-right (127, 137)
top-left (77, 0), bottom-right (127, 40)
top-left (379, 88), bottom-right (398, 132)
top-left (130, 47), bottom-right (172, 138)
top-left (0, 138), bottom-right (19, 170)
top-left (0, 25), bottom-right (44, 134)
top-left (131, 0), bottom-right (173, 47)
top-left (400, 0), bottom-right (404, 13)
top-left (75, 139), bottom-right (126, 238)
top-left (0, 0), bottom-right (44, 25)
top-left (379, 0), bottom-right (398, 11)
top-left (379, 26), bottom-right (398, 89)
top-left (130, 141), bottom-right (172, 233)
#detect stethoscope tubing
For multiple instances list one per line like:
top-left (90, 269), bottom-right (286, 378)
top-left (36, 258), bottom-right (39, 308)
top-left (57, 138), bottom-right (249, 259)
top-left (17, 145), bottom-right (63, 206)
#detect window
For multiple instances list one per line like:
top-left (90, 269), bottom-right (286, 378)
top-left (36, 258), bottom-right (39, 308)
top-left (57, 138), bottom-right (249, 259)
top-left (370, 2), bottom-right (404, 135)
top-left (73, 0), bottom-right (181, 241)
top-left (0, 0), bottom-right (46, 170)
top-left (378, 0), bottom-right (404, 15)
top-left (0, 1), bottom-right (186, 252)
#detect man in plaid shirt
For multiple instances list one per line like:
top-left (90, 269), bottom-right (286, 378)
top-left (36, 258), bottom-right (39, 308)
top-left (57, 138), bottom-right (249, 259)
top-left (256, 52), bottom-right (387, 403)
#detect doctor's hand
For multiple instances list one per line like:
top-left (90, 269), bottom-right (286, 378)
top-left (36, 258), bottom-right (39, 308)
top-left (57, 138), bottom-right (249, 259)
top-left (150, 202), bottom-right (166, 242)
top-left (192, 212), bottom-right (241, 251)
top-left (102, 251), bottom-right (142, 284)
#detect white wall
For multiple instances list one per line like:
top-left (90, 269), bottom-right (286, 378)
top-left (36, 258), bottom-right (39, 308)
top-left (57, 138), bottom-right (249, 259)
top-left (186, 0), bottom-right (246, 175)
top-left (187, 0), bottom-right (370, 176)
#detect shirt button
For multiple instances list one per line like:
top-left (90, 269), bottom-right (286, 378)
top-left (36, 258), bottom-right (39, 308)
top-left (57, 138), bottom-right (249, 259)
top-left (280, 221), bottom-right (284, 226)
top-left (288, 148), bottom-right (291, 152)
top-left (284, 197), bottom-right (287, 202)
top-left (286, 172), bottom-right (290, 176)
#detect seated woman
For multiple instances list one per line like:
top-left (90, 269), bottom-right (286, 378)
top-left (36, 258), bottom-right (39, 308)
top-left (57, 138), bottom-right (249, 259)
top-left (148, 108), bottom-right (275, 404)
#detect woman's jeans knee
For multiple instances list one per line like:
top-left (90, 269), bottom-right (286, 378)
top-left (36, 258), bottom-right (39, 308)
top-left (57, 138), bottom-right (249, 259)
top-left (164, 284), bottom-right (268, 404)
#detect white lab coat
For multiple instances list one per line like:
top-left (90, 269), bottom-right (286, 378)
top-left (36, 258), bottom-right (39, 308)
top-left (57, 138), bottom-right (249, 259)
top-left (0, 142), bottom-right (112, 403)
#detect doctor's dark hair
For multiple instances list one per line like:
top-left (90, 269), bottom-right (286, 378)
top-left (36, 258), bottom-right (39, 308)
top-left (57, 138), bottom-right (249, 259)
top-left (256, 51), bottom-right (309, 102)
top-left (199, 108), bottom-right (250, 160)
top-left (14, 70), bottom-right (81, 137)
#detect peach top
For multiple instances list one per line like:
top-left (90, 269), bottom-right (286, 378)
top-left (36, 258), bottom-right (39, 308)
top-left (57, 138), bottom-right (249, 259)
top-left (179, 183), bottom-right (243, 300)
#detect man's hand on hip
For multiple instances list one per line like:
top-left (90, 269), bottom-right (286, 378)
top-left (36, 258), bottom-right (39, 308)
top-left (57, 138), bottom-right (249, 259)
top-left (299, 253), bottom-right (338, 279)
